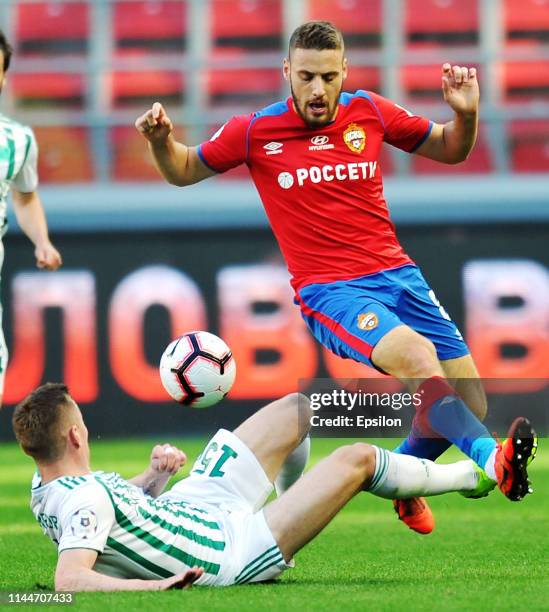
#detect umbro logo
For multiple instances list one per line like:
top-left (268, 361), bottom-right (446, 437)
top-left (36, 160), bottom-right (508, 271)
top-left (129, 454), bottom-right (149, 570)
top-left (264, 141), bottom-right (284, 155)
top-left (309, 135), bottom-right (335, 151)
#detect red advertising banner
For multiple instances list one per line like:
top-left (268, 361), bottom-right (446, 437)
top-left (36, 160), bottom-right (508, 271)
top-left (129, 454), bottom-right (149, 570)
top-left (0, 223), bottom-right (547, 439)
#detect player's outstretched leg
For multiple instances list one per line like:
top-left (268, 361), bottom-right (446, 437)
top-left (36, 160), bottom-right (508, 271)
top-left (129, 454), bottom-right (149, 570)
top-left (232, 392), bottom-right (312, 490)
top-left (264, 443), bottom-right (483, 561)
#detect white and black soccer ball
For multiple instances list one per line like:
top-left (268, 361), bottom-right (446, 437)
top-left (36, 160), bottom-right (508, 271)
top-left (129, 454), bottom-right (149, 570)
top-left (159, 331), bottom-right (236, 408)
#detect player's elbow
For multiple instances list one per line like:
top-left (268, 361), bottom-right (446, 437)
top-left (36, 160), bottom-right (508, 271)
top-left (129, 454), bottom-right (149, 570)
top-left (164, 173), bottom-right (190, 187)
top-left (55, 565), bottom-right (90, 592)
top-left (445, 141), bottom-right (474, 164)
top-left (167, 171), bottom-right (201, 187)
top-left (448, 149), bottom-right (470, 164)
top-left (55, 569), bottom-right (76, 592)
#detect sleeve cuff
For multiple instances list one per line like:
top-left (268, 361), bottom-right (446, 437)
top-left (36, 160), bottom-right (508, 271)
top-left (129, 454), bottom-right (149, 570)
top-left (197, 145), bottom-right (221, 173)
top-left (409, 121), bottom-right (433, 153)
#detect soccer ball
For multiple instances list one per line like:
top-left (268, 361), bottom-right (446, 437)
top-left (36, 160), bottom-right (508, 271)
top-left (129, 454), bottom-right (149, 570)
top-left (159, 331), bottom-right (236, 408)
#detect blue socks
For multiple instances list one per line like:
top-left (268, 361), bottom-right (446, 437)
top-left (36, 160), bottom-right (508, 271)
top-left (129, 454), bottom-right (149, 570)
top-left (428, 395), bottom-right (496, 467)
top-left (395, 377), bottom-right (496, 469)
top-left (394, 431), bottom-right (451, 461)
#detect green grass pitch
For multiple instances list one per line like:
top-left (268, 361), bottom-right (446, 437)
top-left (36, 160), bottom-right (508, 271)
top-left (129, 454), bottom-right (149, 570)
top-left (0, 437), bottom-right (547, 611)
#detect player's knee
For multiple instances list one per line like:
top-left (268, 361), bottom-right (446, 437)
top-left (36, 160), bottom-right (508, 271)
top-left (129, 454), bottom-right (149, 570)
top-left (334, 443), bottom-right (376, 479)
top-left (278, 392), bottom-right (313, 439)
top-left (399, 338), bottom-right (440, 379)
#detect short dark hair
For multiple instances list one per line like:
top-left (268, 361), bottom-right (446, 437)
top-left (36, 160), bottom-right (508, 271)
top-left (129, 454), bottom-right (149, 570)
top-left (289, 21), bottom-right (344, 54)
top-left (12, 383), bottom-right (73, 463)
top-left (0, 30), bottom-right (13, 72)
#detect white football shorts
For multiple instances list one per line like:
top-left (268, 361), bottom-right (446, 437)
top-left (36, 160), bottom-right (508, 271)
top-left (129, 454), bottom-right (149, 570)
top-left (161, 428), bottom-right (292, 586)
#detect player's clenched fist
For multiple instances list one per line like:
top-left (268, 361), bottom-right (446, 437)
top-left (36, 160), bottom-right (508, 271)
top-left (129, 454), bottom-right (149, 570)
top-left (35, 242), bottom-right (62, 271)
top-left (135, 102), bottom-right (173, 142)
top-left (150, 443), bottom-right (187, 475)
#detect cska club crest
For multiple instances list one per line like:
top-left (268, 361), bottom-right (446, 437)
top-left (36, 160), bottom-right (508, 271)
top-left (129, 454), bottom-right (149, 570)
top-left (343, 123), bottom-right (366, 153)
top-left (357, 312), bottom-right (378, 331)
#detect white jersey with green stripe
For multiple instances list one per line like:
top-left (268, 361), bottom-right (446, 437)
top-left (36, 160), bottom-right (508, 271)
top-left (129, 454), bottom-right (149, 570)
top-left (30, 471), bottom-right (230, 585)
top-left (0, 113), bottom-right (38, 237)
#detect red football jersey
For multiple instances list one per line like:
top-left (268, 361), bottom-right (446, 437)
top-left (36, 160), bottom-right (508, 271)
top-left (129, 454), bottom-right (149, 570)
top-left (198, 90), bottom-right (432, 292)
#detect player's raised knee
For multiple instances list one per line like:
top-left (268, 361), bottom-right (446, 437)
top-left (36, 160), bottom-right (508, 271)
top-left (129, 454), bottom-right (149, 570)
top-left (333, 443), bottom-right (376, 478)
top-left (278, 392), bottom-right (312, 419)
top-left (277, 392), bottom-right (313, 436)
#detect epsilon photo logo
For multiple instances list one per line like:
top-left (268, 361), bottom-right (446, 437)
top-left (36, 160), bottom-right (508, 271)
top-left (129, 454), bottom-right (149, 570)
top-left (278, 171), bottom-right (294, 189)
top-left (357, 312), bottom-right (378, 331)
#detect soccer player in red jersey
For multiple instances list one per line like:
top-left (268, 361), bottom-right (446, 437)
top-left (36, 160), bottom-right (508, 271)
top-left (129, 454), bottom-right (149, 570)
top-left (136, 22), bottom-right (536, 534)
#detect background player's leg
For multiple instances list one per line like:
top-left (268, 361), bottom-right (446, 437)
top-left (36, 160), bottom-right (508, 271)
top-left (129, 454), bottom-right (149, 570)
top-left (233, 393), bottom-right (312, 484)
top-left (264, 443), bottom-right (478, 561)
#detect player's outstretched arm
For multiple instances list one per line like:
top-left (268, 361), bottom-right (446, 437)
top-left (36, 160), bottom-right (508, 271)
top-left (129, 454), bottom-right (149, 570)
top-left (414, 63), bottom-right (479, 164)
top-left (135, 102), bottom-right (216, 186)
top-left (128, 443), bottom-right (186, 498)
top-left (55, 549), bottom-right (203, 591)
top-left (11, 189), bottom-right (62, 271)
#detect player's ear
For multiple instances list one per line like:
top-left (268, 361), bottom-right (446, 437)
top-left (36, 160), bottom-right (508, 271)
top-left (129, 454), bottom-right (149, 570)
top-left (342, 57), bottom-right (348, 81)
top-left (283, 57), bottom-right (290, 82)
top-left (67, 424), bottom-right (82, 449)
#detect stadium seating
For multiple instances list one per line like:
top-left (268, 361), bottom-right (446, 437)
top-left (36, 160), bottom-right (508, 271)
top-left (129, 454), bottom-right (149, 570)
top-left (7, 0), bottom-right (548, 180)
top-left (15, 1), bottom-right (89, 55)
top-left (504, 0), bottom-right (549, 44)
top-left (211, 0), bottom-right (283, 50)
top-left (207, 65), bottom-right (282, 106)
top-left (405, 0), bottom-right (479, 46)
top-left (308, 0), bottom-right (382, 47)
top-left (10, 73), bottom-right (86, 110)
top-left (411, 128), bottom-right (493, 174)
top-left (113, 1), bottom-right (187, 54)
top-left (109, 71), bottom-right (185, 109)
top-left (401, 64), bottom-right (445, 102)
top-left (400, 62), bottom-right (481, 103)
top-left (111, 126), bottom-right (186, 181)
top-left (502, 61), bottom-right (549, 103)
top-left (343, 66), bottom-right (381, 94)
top-left (509, 120), bottom-right (549, 172)
top-left (34, 127), bottom-right (94, 182)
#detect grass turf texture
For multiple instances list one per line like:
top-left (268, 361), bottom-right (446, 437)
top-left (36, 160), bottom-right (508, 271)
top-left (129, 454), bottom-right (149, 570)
top-left (0, 437), bottom-right (547, 611)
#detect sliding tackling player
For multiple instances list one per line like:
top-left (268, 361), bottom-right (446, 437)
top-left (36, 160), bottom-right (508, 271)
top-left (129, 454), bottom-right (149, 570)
top-left (14, 383), bottom-right (529, 591)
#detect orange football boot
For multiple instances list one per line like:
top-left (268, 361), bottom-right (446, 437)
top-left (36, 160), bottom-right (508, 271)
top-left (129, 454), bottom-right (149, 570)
top-left (392, 497), bottom-right (434, 534)
top-left (495, 417), bottom-right (537, 501)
